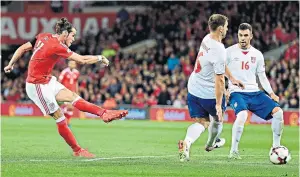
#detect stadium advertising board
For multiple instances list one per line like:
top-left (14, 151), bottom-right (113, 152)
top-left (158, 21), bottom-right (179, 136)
top-left (118, 105), bottom-right (148, 120)
top-left (79, 105), bottom-right (148, 120)
top-left (1, 103), bottom-right (298, 126)
top-left (1, 12), bottom-right (117, 44)
top-left (149, 107), bottom-right (193, 122)
top-left (149, 107), bottom-right (300, 126)
top-left (1, 103), bottom-right (148, 120)
top-left (1, 103), bottom-right (44, 117)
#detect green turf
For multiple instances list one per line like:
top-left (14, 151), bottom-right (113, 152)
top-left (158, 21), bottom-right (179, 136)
top-left (1, 117), bottom-right (299, 177)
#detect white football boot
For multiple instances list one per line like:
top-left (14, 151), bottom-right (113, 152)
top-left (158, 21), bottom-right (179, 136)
top-left (228, 151), bottom-right (242, 159)
top-left (178, 140), bottom-right (190, 162)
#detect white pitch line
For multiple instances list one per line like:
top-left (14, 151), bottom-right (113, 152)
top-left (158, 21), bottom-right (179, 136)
top-left (84, 154), bottom-right (299, 162)
top-left (83, 155), bottom-right (175, 162)
top-left (29, 159), bottom-right (71, 162)
top-left (3, 154), bottom-right (299, 163)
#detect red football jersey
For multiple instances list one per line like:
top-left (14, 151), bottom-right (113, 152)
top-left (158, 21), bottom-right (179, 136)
top-left (59, 68), bottom-right (80, 92)
top-left (26, 33), bottom-right (73, 84)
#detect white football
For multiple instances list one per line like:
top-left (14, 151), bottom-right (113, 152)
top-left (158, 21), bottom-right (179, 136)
top-left (269, 146), bottom-right (292, 165)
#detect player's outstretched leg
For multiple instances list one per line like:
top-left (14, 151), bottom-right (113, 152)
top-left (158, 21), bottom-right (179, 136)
top-left (56, 88), bottom-right (128, 123)
top-left (71, 96), bottom-right (128, 123)
top-left (205, 116), bottom-right (222, 152)
top-left (52, 110), bottom-right (95, 158)
top-left (179, 119), bottom-right (208, 162)
top-left (228, 110), bottom-right (247, 159)
top-left (271, 107), bottom-right (284, 148)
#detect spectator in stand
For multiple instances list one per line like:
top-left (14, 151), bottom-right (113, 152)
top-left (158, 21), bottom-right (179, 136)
top-left (103, 93), bottom-right (117, 109)
top-left (173, 95), bottom-right (185, 108)
top-left (108, 78), bottom-right (120, 97)
top-left (6, 88), bottom-right (20, 102)
top-left (132, 88), bottom-right (146, 108)
top-left (123, 93), bottom-right (132, 105)
top-left (288, 93), bottom-right (299, 109)
top-left (117, 7), bottom-right (130, 22)
top-left (167, 53), bottom-right (180, 71)
top-left (69, 1), bottom-right (87, 13)
top-left (50, 0), bottom-right (64, 13)
top-left (147, 94), bottom-right (158, 106)
top-left (181, 56), bottom-right (193, 77)
top-left (158, 84), bottom-right (171, 105)
top-left (284, 40), bottom-right (299, 61)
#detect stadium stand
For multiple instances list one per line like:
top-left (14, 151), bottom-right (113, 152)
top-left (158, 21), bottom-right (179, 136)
top-left (1, 1), bottom-right (299, 108)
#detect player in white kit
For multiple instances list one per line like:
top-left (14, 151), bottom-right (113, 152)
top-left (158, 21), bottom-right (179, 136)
top-left (178, 14), bottom-right (244, 162)
top-left (226, 23), bottom-right (284, 159)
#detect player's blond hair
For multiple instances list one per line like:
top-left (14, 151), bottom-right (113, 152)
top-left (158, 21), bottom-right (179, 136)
top-left (208, 14), bottom-right (228, 31)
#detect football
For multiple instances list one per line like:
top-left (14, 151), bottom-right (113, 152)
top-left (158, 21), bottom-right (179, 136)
top-left (269, 146), bottom-right (292, 165)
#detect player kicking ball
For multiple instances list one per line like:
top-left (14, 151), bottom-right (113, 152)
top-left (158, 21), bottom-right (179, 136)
top-left (4, 18), bottom-right (128, 158)
top-left (226, 23), bottom-right (284, 159)
top-left (178, 14), bottom-right (244, 162)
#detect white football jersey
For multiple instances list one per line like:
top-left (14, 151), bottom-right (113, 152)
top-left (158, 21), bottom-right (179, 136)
top-left (226, 44), bottom-right (265, 93)
top-left (188, 34), bottom-right (226, 99)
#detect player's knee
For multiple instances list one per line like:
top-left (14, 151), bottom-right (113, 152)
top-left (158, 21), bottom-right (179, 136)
top-left (211, 115), bottom-right (222, 123)
top-left (236, 110), bottom-right (248, 125)
top-left (272, 107), bottom-right (283, 121)
top-left (50, 108), bottom-right (64, 120)
top-left (272, 107), bottom-right (282, 115)
top-left (200, 121), bottom-right (210, 129)
top-left (67, 104), bottom-right (74, 110)
top-left (195, 118), bottom-right (210, 129)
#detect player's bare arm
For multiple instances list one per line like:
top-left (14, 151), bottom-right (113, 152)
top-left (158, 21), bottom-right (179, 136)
top-left (68, 52), bottom-right (110, 66)
top-left (225, 66), bottom-right (245, 89)
top-left (215, 73), bottom-right (225, 121)
top-left (257, 72), bottom-right (279, 102)
top-left (269, 93), bottom-right (279, 103)
top-left (4, 42), bottom-right (33, 73)
top-left (225, 88), bottom-right (230, 104)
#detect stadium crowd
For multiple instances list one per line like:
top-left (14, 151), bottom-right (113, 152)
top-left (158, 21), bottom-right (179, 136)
top-left (2, 1), bottom-right (299, 109)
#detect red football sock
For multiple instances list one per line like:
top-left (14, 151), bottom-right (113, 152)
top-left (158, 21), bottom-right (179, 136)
top-left (64, 112), bottom-right (71, 119)
top-left (64, 112), bottom-right (71, 124)
top-left (72, 98), bottom-right (106, 116)
top-left (56, 120), bottom-right (81, 152)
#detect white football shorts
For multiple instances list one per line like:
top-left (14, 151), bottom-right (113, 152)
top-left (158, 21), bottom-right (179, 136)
top-left (26, 76), bottom-right (65, 115)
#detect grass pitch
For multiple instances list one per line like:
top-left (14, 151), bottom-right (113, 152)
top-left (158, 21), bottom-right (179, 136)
top-left (1, 117), bottom-right (299, 177)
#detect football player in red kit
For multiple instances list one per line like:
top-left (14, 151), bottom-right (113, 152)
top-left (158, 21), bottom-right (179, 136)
top-left (59, 61), bottom-right (79, 126)
top-left (4, 18), bottom-right (128, 158)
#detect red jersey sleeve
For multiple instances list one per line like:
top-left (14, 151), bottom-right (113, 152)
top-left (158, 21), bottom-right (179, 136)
top-left (55, 43), bottom-right (73, 58)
